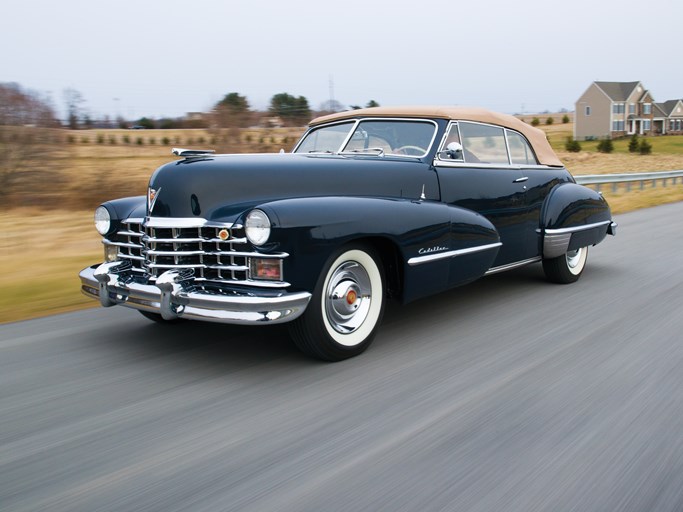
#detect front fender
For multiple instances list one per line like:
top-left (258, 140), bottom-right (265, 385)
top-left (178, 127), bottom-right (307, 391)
top-left (101, 196), bottom-right (146, 236)
top-left (256, 196), bottom-right (499, 302)
top-left (540, 183), bottom-right (613, 258)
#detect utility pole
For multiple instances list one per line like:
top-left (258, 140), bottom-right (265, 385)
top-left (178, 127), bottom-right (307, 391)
top-left (329, 75), bottom-right (335, 111)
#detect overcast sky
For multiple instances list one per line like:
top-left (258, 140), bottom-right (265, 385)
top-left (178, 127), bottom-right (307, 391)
top-left (2, 0), bottom-right (681, 121)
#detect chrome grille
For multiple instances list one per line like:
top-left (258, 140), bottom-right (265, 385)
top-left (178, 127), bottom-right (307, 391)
top-left (104, 217), bottom-right (288, 287)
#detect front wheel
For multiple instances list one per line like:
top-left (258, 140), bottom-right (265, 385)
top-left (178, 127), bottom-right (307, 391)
top-left (289, 245), bottom-right (385, 361)
top-left (543, 246), bottom-right (588, 284)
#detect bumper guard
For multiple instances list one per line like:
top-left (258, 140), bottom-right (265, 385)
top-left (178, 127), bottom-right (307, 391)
top-left (80, 262), bottom-right (311, 325)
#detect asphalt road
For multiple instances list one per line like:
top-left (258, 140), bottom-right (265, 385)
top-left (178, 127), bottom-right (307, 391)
top-left (2, 203), bottom-right (683, 512)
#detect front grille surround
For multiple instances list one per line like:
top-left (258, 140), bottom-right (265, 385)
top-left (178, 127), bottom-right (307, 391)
top-left (103, 217), bottom-right (289, 288)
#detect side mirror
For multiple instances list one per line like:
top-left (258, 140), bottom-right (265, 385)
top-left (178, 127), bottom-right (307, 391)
top-left (438, 141), bottom-right (463, 160)
top-left (446, 142), bottom-right (463, 159)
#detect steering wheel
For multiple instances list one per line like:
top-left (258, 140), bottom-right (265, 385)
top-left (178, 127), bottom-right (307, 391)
top-left (393, 145), bottom-right (426, 156)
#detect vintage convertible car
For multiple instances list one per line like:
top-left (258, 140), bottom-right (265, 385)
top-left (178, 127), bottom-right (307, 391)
top-left (79, 106), bottom-right (616, 360)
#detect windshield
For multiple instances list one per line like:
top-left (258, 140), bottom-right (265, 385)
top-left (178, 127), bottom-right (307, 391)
top-left (294, 119), bottom-right (437, 157)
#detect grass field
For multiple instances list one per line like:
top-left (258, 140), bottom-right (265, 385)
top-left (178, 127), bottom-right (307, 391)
top-left (1, 124), bottom-right (682, 324)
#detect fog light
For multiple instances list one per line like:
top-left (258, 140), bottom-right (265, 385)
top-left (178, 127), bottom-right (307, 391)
top-left (250, 258), bottom-right (282, 281)
top-left (104, 244), bottom-right (118, 262)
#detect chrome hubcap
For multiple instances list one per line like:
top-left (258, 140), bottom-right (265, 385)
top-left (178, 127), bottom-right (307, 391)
top-left (325, 261), bottom-right (372, 334)
top-left (566, 248), bottom-right (583, 269)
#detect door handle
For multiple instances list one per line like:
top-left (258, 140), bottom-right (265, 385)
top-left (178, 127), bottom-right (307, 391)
top-left (513, 176), bottom-right (529, 183)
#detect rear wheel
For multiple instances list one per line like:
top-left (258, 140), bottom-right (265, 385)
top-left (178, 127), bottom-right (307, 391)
top-left (289, 245), bottom-right (385, 361)
top-left (543, 246), bottom-right (588, 284)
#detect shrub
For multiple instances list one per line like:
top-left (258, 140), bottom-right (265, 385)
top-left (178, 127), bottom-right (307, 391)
top-left (136, 137), bottom-right (144, 145)
top-left (197, 137), bottom-right (206, 144)
top-left (67, 135), bottom-right (76, 144)
top-left (187, 138), bottom-right (194, 145)
top-left (96, 134), bottom-right (105, 144)
top-left (565, 137), bottom-right (581, 152)
top-left (109, 136), bottom-right (117, 144)
top-left (562, 114), bottom-right (570, 124)
top-left (639, 139), bottom-right (652, 155)
top-left (531, 117), bottom-right (540, 126)
top-left (628, 134), bottom-right (639, 153)
top-left (245, 134), bottom-right (252, 143)
top-left (597, 138), bottom-right (613, 153)
top-left (162, 137), bottom-right (170, 145)
top-left (80, 136), bottom-right (90, 144)
top-left (123, 135), bottom-right (131, 144)
top-left (545, 117), bottom-right (554, 125)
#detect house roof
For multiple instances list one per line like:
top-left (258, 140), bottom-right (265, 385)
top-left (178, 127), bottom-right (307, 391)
top-left (309, 106), bottom-right (563, 166)
top-left (655, 99), bottom-right (683, 117)
top-left (594, 81), bottom-right (641, 102)
top-left (653, 103), bottom-right (668, 118)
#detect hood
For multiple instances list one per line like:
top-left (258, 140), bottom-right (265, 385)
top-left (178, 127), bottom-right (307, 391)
top-left (147, 153), bottom-right (435, 221)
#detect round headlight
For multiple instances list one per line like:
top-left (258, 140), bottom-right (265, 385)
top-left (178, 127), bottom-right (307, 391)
top-left (94, 206), bottom-right (111, 236)
top-left (245, 209), bottom-right (271, 246)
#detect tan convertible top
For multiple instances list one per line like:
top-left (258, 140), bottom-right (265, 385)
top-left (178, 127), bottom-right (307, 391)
top-left (310, 106), bottom-right (563, 167)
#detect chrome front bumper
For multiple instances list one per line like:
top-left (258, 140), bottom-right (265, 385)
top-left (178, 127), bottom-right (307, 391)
top-left (79, 261), bottom-right (311, 325)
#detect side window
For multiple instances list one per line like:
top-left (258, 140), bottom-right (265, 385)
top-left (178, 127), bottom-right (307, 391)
top-left (459, 122), bottom-right (509, 164)
top-left (506, 130), bottom-right (538, 165)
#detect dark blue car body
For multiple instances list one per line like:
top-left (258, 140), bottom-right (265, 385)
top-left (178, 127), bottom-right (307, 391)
top-left (80, 106), bottom-right (616, 360)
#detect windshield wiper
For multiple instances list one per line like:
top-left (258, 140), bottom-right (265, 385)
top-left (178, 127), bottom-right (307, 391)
top-left (340, 147), bottom-right (385, 156)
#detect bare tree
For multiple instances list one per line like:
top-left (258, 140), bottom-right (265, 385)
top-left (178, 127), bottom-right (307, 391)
top-left (0, 82), bottom-right (58, 127)
top-left (63, 88), bottom-right (85, 130)
top-left (0, 83), bottom-right (61, 207)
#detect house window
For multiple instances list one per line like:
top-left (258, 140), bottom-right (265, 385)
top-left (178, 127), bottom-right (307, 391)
top-left (585, 106), bottom-right (591, 116)
top-left (643, 104), bottom-right (652, 115)
top-left (612, 103), bottom-right (625, 114)
top-left (612, 121), bottom-right (625, 131)
top-left (629, 104), bottom-right (636, 115)
top-left (643, 120), bottom-right (651, 131)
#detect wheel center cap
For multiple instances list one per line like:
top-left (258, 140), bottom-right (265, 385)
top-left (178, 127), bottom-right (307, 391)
top-left (346, 289), bottom-right (357, 305)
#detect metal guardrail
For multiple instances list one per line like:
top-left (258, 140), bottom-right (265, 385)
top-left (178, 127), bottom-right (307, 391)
top-left (575, 170), bottom-right (683, 192)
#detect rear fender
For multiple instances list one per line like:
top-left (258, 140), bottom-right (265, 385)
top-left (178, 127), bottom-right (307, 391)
top-left (540, 183), bottom-right (613, 258)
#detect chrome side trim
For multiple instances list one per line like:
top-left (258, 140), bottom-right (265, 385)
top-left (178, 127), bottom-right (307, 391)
top-left (434, 161), bottom-right (555, 170)
top-left (485, 257), bottom-right (541, 275)
top-left (543, 220), bottom-right (611, 235)
top-left (408, 242), bottom-right (502, 266)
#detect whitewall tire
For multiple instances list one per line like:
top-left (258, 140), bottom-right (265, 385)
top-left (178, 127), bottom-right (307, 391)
top-left (289, 245), bottom-right (385, 361)
top-left (543, 246), bottom-right (588, 284)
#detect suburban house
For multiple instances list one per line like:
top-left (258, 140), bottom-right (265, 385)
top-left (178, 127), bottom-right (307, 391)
top-left (574, 81), bottom-right (683, 140)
